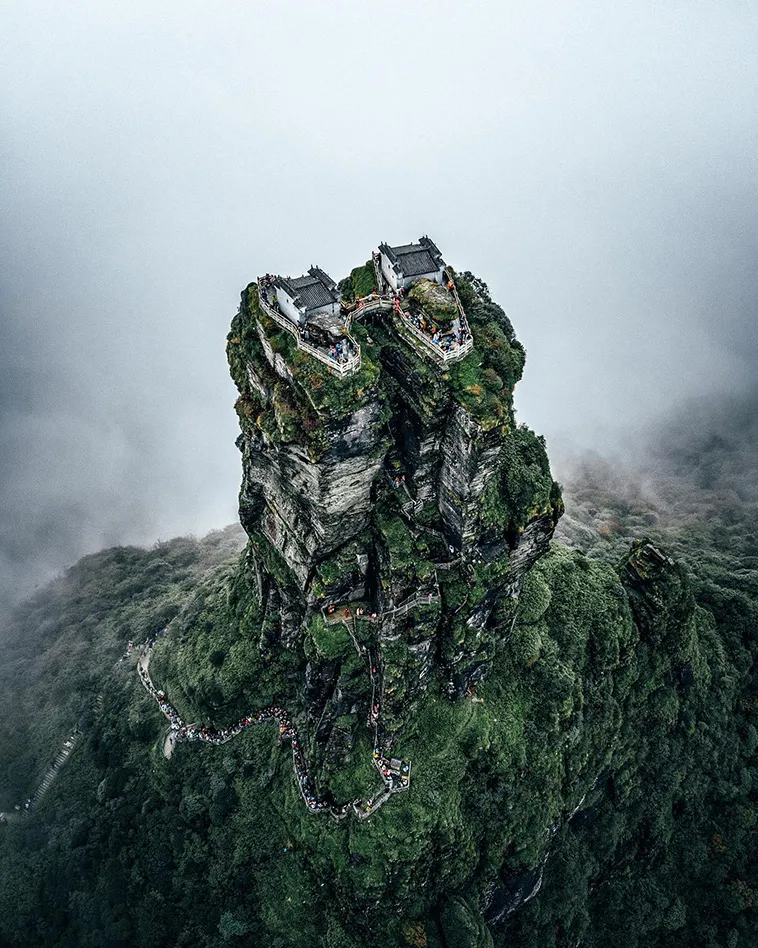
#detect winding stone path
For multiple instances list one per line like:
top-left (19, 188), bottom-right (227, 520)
top-left (137, 642), bottom-right (410, 821)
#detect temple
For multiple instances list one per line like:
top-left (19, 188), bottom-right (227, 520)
top-left (273, 267), bottom-right (341, 327)
top-left (377, 236), bottom-right (445, 291)
top-left (256, 236), bottom-right (473, 377)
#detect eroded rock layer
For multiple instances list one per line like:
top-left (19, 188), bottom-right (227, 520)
top-left (227, 270), bottom-right (563, 760)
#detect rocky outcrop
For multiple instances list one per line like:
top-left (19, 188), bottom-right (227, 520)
top-left (438, 404), bottom-right (505, 551)
top-left (238, 401), bottom-right (386, 586)
top-left (483, 860), bottom-right (547, 925)
top-left (227, 269), bottom-right (563, 750)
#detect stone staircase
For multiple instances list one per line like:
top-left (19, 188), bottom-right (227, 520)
top-left (28, 729), bottom-right (80, 810)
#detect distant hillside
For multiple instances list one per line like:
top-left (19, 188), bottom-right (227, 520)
top-left (557, 388), bottom-right (758, 603)
top-left (0, 524), bottom-right (244, 805)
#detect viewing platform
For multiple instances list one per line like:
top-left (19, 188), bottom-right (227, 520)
top-left (257, 277), bottom-right (361, 378)
top-left (390, 291), bottom-right (473, 366)
top-left (256, 238), bottom-right (475, 378)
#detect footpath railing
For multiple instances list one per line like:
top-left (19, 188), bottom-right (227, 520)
top-left (346, 295), bottom-right (393, 320)
top-left (256, 267), bottom-right (473, 376)
top-left (443, 268), bottom-right (469, 329)
top-left (31, 732), bottom-right (79, 807)
top-left (392, 306), bottom-right (473, 365)
top-left (257, 282), bottom-right (361, 378)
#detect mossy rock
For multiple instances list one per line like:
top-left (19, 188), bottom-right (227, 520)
top-left (309, 613), bottom-right (353, 659)
top-left (409, 278), bottom-right (458, 327)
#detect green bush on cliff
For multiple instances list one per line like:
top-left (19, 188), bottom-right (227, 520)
top-left (447, 353), bottom-right (510, 429)
top-left (479, 426), bottom-right (559, 536)
top-left (439, 271), bottom-right (527, 429)
top-left (339, 261), bottom-right (378, 301)
top-left (311, 542), bottom-right (366, 600)
top-left (379, 514), bottom-right (416, 570)
top-left (308, 614), bottom-right (353, 660)
top-left (454, 271), bottom-right (517, 342)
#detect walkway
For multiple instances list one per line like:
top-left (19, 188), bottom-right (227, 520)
top-left (2, 728), bottom-right (80, 821)
top-left (137, 638), bottom-right (411, 822)
top-left (390, 291), bottom-right (473, 365)
top-left (322, 589), bottom-right (440, 630)
top-left (257, 278), bottom-right (361, 378)
top-left (256, 263), bottom-right (473, 377)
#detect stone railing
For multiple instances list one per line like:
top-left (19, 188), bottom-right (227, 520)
top-left (346, 295), bottom-right (393, 320)
top-left (392, 307), bottom-right (474, 365)
top-left (371, 251), bottom-right (386, 294)
top-left (256, 281), bottom-right (361, 377)
top-left (443, 268), bottom-right (469, 328)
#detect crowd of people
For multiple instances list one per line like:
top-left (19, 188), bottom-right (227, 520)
top-left (327, 338), bottom-right (357, 365)
top-left (326, 602), bottom-right (378, 621)
top-left (373, 747), bottom-right (411, 790)
top-left (136, 646), bottom-right (409, 820)
top-left (394, 295), bottom-right (471, 355)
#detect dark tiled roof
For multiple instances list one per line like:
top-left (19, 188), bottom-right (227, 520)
top-left (395, 249), bottom-right (439, 277)
top-left (278, 266), bottom-right (340, 313)
top-left (389, 243), bottom-right (420, 257)
top-left (379, 236), bottom-right (445, 277)
top-left (308, 266), bottom-right (337, 291)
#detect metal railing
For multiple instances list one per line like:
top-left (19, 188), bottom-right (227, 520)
top-left (257, 282), bottom-right (361, 377)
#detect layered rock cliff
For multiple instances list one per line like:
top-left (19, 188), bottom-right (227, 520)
top-left (2, 259), bottom-right (755, 948)
top-left (226, 268), bottom-right (563, 762)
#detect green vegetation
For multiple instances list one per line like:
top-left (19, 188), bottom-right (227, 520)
top-left (379, 513), bottom-right (416, 571)
top-left (480, 426), bottom-right (563, 535)
top-left (1, 269), bottom-right (757, 948)
top-left (434, 272), bottom-right (527, 430)
top-left (339, 261), bottom-right (378, 301)
top-left (311, 541), bottom-right (366, 601)
top-left (308, 613), bottom-right (353, 660)
top-left (288, 326), bottom-right (382, 419)
top-left (0, 526), bottom-right (244, 805)
top-left (446, 347), bottom-right (515, 431)
top-left (1, 455), bottom-right (757, 947)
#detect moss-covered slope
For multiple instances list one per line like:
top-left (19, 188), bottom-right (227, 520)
top-left (2, 262), bottom-right (754, 948)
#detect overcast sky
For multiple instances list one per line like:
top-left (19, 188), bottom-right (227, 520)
top-left (1, 1), bottom-right (757, 607)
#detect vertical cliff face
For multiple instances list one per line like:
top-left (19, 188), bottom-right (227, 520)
top-left (238, 397), bottom-right (386, 586)
top-left (227, 270), bottom-right (563, 764)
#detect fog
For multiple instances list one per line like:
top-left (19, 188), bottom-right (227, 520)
top-left (1, 1), bottom-right (757, 608)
